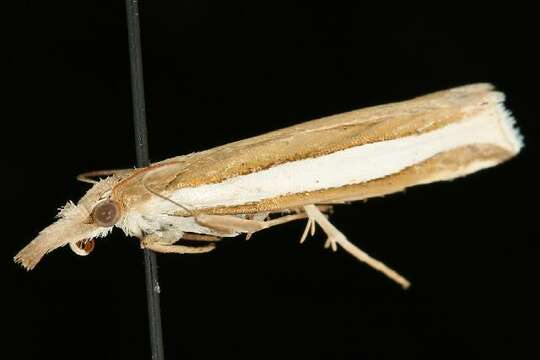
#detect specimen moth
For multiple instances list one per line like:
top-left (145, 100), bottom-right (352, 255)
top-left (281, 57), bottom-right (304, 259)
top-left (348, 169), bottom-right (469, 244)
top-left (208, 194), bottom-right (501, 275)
top-left (15, 83), bottom-right (523, 288)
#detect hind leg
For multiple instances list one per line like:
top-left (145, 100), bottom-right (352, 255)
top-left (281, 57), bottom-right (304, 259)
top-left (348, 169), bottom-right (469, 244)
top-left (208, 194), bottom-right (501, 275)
top-left (302, 205), bottom-right (410, 288)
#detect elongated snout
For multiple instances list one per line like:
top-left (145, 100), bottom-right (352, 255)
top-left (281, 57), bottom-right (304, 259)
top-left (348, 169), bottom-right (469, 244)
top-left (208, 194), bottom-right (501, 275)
top-left (14, 216), bottom-right (107, 270)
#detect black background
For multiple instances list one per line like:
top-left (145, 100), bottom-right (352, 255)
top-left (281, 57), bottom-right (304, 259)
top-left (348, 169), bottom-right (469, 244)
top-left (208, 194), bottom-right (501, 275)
top-left (5, 2), bottom-right (538, 359)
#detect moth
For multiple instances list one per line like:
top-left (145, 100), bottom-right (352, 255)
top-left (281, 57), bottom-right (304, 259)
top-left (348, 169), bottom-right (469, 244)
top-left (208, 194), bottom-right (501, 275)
top-left (15, 83), bottom-right (523, 288)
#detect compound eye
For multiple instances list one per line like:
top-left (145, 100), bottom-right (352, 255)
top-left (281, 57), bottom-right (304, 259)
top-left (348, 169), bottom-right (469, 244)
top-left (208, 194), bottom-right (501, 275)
top-left (91, 200), bottom-right (121, 227)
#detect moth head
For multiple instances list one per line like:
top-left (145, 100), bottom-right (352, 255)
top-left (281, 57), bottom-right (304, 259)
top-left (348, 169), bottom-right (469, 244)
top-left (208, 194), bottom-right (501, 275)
top-left (14, 176), bottom-right (125, 270)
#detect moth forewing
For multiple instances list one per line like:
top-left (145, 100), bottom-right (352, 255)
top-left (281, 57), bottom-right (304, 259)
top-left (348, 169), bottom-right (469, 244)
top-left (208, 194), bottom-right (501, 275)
top-left (15, 83), bottom-right (523, 288)
top-left (138, 83), bottom-right (521, 216)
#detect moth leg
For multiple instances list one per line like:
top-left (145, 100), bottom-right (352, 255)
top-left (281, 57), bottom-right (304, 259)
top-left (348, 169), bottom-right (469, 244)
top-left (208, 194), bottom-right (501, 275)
top-left (195, 212), bottom-right (309, 235)
top-left (299, 217), bottom-right (316, 244)
top-left (144, 242), bottom-right (216, 254)
top-left (303, 204), bottom-right (410, 289)
top-left (141, 233), bottom-right (216, 254)
top-left (181, 233), bottom-right (222, 242)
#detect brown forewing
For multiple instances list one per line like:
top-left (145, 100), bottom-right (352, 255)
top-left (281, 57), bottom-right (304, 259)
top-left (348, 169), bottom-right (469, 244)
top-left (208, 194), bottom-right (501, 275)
top-left (112, 83), bottom-right (507, 210)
